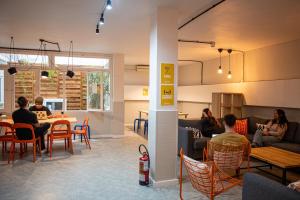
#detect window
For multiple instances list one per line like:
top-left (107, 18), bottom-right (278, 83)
top-left (0, 70), bottom-right (4, 109)
top-left (0, 53), bottom-right (48, 65)
top-left (55, 56), bottom-right (109, 69)
top-left (87, 72), bottom-right (111, 111)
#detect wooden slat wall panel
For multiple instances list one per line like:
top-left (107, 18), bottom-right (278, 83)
top-left (15, 71), bottom-right (35, 107)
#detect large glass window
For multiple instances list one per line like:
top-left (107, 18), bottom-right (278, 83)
top-left (0, 70), bottom-right (4, 109)
top-left (0, 53), bottom-right (48, 65)
top-left (87, 72), bottom-right (111, 111)
top-left (55, 56), bottom-right (109, 69)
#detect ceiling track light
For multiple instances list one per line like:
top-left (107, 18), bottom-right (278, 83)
top-left (227, 49), bottom-right (232, 79)
top-left (96, 24), bottom-right (100, 35)
top-left (106, 0), bottom-right (112, 10)
top-left (217, 48), bottom-right (223, 74)
top-left (100, 13), bottom-right (105, 25)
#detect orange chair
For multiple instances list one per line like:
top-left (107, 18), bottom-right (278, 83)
top-left (179, 148), bottom-right (241, 200)
top-left (0, 122), bottom-right (14, 157)
top-left (72, 118), bottom-right (91, 150)
top-left (47, 120), bottom-right (73, 159)
top-left (9, 123), bottom-right (42, 163)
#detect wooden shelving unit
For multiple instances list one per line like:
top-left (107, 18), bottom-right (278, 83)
top-left (212, 93), bottom-right (244, 118)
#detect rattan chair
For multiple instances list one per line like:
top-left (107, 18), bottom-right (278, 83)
top-left (179, 148), bottom-right (241, 200)
top-left (203, 141), bottom-right (250, 175)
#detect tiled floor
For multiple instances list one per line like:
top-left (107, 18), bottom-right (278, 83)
top-left (0, 131), bottom-right (243, 200)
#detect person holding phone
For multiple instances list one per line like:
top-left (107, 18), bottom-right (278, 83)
top-left (201, 108), bottom-right (223, 137)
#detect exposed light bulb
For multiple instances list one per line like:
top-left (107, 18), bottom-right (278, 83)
top-left (218, 66), bottom-right (223, 74)
top-left (106, 0), bottom-right (112, 10)
top-left (227, 71), bottom-right (232, 79)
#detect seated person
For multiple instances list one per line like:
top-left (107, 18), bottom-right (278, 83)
top-left (12, 96), bottom-right (50, 150)
top-left (29, 96), bottom-right (52, 117)
top-left (201, 108), bottom-right (223, 137)
top-left (252, 109), bottom-right (288, 147)
top-left (211, 114), bottom-right (250, 155)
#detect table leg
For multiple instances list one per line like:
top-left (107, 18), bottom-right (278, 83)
top-left (282, 169), bottom-right (287, 185)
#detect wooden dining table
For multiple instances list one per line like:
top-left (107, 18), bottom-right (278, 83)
top-left (0, 117), bottom-right (78, 125)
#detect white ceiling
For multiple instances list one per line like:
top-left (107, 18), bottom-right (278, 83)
top-left (0, 0), bottom-right (300, 65)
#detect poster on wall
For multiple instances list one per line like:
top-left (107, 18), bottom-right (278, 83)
top-left (161, 85), bottom-right (174, 106)
top-left (142, 87), bottom-right (148, 96)
top-left (161, 63), bottom-right (174, 84)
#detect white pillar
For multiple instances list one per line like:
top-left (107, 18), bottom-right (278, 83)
top-left (148, 7), bottom-right (178, 186)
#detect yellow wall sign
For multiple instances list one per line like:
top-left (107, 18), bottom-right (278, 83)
top-left (161, 63), bottom-right (174, 84)
top-left (142, 87), bottom-right (148, 96)
top-left (161, 85), bottom-right (174, 106)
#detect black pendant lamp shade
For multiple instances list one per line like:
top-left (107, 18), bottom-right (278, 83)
top-left (66, 70), bottom-right (75, 78)
top-left (41, 70), bottom-right (49, 79)
top-left (8, 67), bottom-right (17, 75)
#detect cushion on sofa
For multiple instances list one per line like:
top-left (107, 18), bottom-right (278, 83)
top-left (294, 125), bottom-right (300, 144)
top-left (247, 117), bottom-right (269, 135)
top-left (283, 122), bottom-right (298, 142)
top-left (271, 142), bottom-right (300, 154)
top-left (234, 119), bottom-right (248, 136)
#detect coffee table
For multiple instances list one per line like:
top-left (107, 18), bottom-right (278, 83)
top-left (250, 146), bottom-right (300, 184)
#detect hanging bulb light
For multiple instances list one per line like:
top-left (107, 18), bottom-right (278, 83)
top-left (66, 41), bottom-right (75, 78)
top-left (106, 0), bottom-right (112, 10)
top-left (227, 49), bottom-right (232, 79)
top-left (217, 48), bottom-right (223, 74)
top-left (100, 13), bottom-right (104, 25)
top-left (96, 24), bottom-right (100, 35)
top-left (7, 37), bottom-right (17, 75)
top-left (41, 71), bottom-right (49, 79)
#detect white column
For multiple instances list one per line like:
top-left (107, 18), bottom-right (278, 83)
top-left (148, 7), bottom-right (178, 186)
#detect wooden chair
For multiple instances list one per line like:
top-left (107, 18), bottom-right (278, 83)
top-left (47, 120), bottom-right (73, 159)
top-left (8, 123), bottom-right (42, 163)
top-left (0, 122), bottom-right (14, 157)
top-left (72, 118), bottom-right (91, 149)
top-left (203, 141), bottom-right (250, 176)
top-left (179, 148), bottom-right (241, 200)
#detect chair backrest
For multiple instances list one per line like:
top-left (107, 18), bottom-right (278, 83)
top-left (208, 141), bottom-right (244, 170)
top-left (0, 122), bottom-right (13, 134)
top-left (12, 123), bottom-right (35, 140)
top-left (82, 117), bottom-right (89, 131)
top-left (181, 152), bottom-right (224, 198)
top-left (51, 120), bottom-right (71, 134)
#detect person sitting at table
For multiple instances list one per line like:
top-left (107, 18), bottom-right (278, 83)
top-left (29, 96), bottom-right (52, 116)
top-left (12, 96), bottom-right (50, 151)
top-left (251, 109), bottom-right (288, 147)
top-left (201, 108), bottom-right (223, 137)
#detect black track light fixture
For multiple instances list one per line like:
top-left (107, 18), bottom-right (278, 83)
top-left (217, 48), bottom-right (223, 74)
top-left (96, 24), bottom-right (100, 35)
top-left (106, 0), bottom-right (112, 10)
top-left (100, 13), bottom-right (104, 25)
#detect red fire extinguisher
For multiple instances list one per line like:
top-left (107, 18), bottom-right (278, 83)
top-left (139, 144), bottom-right (150, 186)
